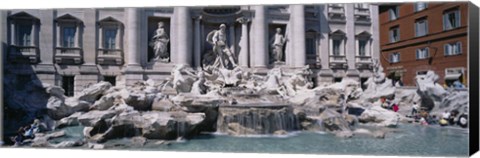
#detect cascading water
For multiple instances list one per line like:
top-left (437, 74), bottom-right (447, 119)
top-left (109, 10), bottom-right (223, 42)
top-left (216, 104), bottom-right (300, 135)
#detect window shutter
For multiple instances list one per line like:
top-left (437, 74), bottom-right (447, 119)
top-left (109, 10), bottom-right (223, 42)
top-left (443, 13), bottom-right (449, 30)
top-left (456, 42), bottom-right (462, 54)
top-left (455, 10), bottom-right (460, 27)
top-left (444, 44), bottom-right (449, 56)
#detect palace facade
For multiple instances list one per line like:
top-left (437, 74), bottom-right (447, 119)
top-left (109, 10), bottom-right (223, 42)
top-left (0, 4), bottom-right (380, 96)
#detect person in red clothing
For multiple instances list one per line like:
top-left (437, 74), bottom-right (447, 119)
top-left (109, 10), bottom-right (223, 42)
top-left (392, 103), bottom-right (399, 112)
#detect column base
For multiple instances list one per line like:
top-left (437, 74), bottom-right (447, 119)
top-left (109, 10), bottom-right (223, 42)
top-left (346, 69), bottom-right (360, 81)
top-left (316, 69), bottom-right (334, 85)
top-left (124, 64), bottom-right (144, 86)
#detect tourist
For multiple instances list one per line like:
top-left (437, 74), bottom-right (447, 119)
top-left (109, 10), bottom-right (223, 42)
top-left (13, 127), bottom-right (25, 146)
top-left (392, 103), bottom-right (399, 112)
top-left (448, 110), bottom-right (459, 125)
top-left (441, 110), bottom-right (450, 120)
top-left (439, 118), bottom-right (449, 126)
top-left (419, 117), bottom-right (428, 126)
top-left (427, 115), bottom-right (439, 125)
top-left (457, 113), bottom-right (468, 128)
top-left (23, 125), bottom-right (35, 139)
top-left (411, 102), bottom-right (419, 116)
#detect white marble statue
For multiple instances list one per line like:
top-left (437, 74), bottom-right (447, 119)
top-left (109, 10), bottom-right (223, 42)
top-left (283, 66), bottom-right (314, 96)
top-left (190, 71), bottom-right (208, 95)
top-left (270, 28), bottom-right (287, 63)
top-left (171, 64), bottom-right (196, 94)
top-left (149, 22), bottom-right (170, 62)
top-left (206, 24), bottom-right (237, 69)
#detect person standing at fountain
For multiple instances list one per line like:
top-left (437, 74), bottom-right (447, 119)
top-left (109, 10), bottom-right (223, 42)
top-left (270, 28), bottom-right (287, 63)
top-left (411, 102), bottom-right (419, 116)
top-left (149, 21), bottom-right (170, 62)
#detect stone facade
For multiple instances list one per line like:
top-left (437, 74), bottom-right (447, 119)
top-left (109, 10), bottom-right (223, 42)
top-left (1, 4), bottom-right (379, 96)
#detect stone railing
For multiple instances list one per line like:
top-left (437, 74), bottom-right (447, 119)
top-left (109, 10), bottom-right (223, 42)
top-left (329, 55), bottom-right (347, 69)
top-left (354, 7), bottom-right (370, 16)
top-left (55, 47), bottom-right (83, 64)
top-left (9, 45), bottom-right (39, 63)
top-left (328, 4), bottom-right (346, 22)
top-left (355, 55), bottom-right (373, 69)
top-left (97, 48), bottom-right (123, 65)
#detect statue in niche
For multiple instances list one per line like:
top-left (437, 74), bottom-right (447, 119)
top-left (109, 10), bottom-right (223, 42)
top-left (270, 28), bottom-right (288, 63)
top-left (149, 21), bottom-right (170, 62)
top-left (206, 23), bottom-right (237, 69)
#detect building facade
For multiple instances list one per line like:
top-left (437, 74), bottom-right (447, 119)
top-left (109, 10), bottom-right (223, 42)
top-left (379, 2), bottom-right (469, 87)
top-left (1, 4), bottom-right (380, 96)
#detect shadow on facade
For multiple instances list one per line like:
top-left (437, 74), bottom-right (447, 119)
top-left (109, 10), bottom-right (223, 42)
top-left (3, 43), bottom-right (50, 145)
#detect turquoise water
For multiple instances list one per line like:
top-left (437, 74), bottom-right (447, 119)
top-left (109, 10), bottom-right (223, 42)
top-left (55, 124), bottom-right (469, 156)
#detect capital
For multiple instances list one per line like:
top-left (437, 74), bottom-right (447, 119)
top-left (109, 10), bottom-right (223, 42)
top-left (236, 17), bottom-right (251, 24)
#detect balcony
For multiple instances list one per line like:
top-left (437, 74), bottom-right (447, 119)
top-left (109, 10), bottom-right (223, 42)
top-left (328, 4), bottom-right (346, 23)
top-left (355, 55), bottom-right (373, 69)
top-left (97, 48), bottom-right (123, 65)
top-left (354, 7), bottom-right (370, 16)
top-left (9, 45), bottom-right (39, 63)
top-left (329, 55), bottom-right (347, 69)
top-left (55, 47), bottom-right (83, 64)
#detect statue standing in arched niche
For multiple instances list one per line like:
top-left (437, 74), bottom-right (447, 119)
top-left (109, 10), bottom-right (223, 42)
top-left (270, 27), bottom-right (287, 63)
top-left (149, 21), bottom-right (170, 62)
top-left (206, 23), bottom-right (237, 69)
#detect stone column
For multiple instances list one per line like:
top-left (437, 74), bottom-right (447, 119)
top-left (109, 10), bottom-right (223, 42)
top-left (317, 5), bottom-right (334, 84)
top-left (253, 5), bottom-right (267, 68)
top-left (125, 8), bottom-right (143, 86)
top-left (0, 11), bottom-right (5, 145)
top-left (237, 17), bottom-right (250, 67)
top-left (82, 9), bottom-right (97, 65)
top-left (370, 4), bottom-right (380, 60)
top-left (35, 10), bottom-right (56, 85)
top-left (176, 7), bottom-right (192, 66)
top-left (193, 16), bottom-right (202, 68)
top-left (126, 8), bottom-right (141, 67)
top-left (291, 4), bottom-right (306, 67)
top-left (78, 9), bottom-right (99, 93)
top-left (345, 4), bottom-right (359, 79)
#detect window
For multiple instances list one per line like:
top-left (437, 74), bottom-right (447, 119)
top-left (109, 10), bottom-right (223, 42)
top-left (415, 2), bottom-right (427, 12)
top-left (443, 9), bottom-right (460, 30)
top-left (417, 71), bottom-right (428, 75)
top-left (444, 42), bottom-right (462, 56)
top-left (333, 39), bottom-right (341, 55)
top-left (62, 76), bottom-right (75, 97)
top-left (104, 76), bottom-right (116, 86)
top-left (415, 18), bottom-right (428, 37)
top-left (358, 40), bottom-right (367, 56)
top-left (17, 24), bottom-right (32, 46)
top-left (389, 6), bottom-right (399, 21)
top-left (55, 14), bottom-right (82, 49)
top-left (9, 12), bottom-right (38, 47)
top-left (389, 26), bottom-right (400, 43)
top-left (390, 53), bottom-right (400, 63)
top-left (355, 4), bottom-right (368, 9)
top-left (334, 77), bottom-right (343, 83)
top-left (62, 26), bottom-right (76, 48)
top-left (104, 28), bottom-right (117, 49)
top-left (416, 47), bottom-right (429, 59)
top-left (306, 37), bottom-right (316, 55)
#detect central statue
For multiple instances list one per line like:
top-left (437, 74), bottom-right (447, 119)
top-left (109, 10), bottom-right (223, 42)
top-left (206, 24), bottom-right (237, 69)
